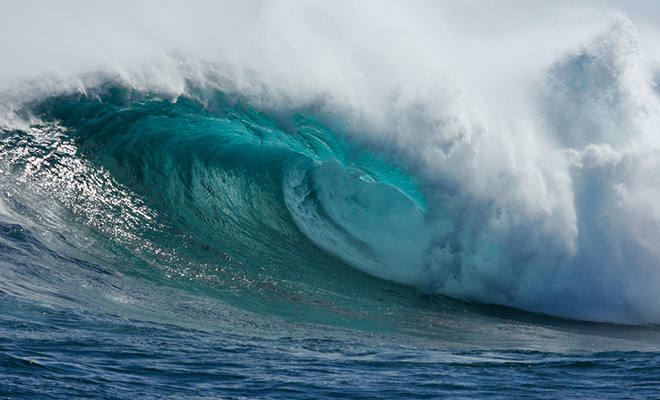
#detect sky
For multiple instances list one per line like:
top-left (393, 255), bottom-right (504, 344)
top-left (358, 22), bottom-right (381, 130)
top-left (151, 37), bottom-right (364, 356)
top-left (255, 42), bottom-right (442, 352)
top-left (0, 0), bottom-right (658, 91)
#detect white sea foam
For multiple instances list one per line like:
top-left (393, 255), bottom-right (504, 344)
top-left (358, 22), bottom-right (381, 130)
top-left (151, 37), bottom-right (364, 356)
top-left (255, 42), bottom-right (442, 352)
top-left (2, 1), bottom-right (660, 323)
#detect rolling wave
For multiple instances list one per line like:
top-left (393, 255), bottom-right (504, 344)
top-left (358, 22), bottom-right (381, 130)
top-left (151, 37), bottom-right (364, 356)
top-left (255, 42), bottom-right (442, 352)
top-left (0, 17), bottom-right (659, 328)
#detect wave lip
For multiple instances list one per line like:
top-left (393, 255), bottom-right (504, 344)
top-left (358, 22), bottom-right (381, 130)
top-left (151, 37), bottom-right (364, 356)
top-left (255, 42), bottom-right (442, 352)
top-left (1, 14), bottom-right (660, 326)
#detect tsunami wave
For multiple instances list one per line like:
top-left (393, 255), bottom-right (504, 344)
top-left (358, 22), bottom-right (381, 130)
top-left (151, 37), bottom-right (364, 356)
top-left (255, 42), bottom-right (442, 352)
top-left (1, 4), bottom-right (660, 328)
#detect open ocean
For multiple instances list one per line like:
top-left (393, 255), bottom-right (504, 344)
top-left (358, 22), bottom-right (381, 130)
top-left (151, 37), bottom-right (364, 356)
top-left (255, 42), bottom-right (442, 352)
top-left (1, 1), bottom-right (660, 398)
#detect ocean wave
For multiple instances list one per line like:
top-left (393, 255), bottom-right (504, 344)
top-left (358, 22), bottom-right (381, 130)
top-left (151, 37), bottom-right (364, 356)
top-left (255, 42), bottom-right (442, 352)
top-left (0, 12), bottom-right (659, 326)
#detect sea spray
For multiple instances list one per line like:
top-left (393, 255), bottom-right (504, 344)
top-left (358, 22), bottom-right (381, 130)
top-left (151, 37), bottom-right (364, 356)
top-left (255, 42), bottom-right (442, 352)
top-left (1, 2), bottom-right (659, 326)
top-left (3, 4), bottom-right (660, 398)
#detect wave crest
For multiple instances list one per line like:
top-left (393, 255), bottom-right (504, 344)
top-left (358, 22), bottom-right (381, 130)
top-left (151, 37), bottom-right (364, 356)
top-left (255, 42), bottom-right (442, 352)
top-left (1, 18), bottom-right (660, 325)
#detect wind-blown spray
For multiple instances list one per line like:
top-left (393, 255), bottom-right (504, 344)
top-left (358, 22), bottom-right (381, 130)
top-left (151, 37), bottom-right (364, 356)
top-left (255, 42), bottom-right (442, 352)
top-left (1, 1), bottom-right (660, 325)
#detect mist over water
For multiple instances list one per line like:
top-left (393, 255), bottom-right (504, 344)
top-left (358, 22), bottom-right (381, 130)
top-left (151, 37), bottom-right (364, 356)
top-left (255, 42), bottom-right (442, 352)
top-left (1, 0), bottom-right (660, 325)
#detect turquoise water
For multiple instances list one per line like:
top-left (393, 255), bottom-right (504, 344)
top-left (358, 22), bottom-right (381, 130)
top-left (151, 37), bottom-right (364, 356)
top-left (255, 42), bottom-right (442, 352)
top-left (1, 76), bottom-right (659, 398)
top-left (2, 10), bottom-right (660, 397)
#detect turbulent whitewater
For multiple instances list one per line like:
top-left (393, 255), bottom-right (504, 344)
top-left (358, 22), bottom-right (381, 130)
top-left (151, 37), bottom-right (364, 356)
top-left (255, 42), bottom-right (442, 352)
top-left (3, 20), bottom-right (660, 324)
top-left (2, 1), bottom-right (660, 398)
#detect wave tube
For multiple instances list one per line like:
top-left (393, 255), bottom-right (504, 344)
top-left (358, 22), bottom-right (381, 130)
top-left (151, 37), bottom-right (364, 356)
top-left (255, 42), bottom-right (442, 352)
top-left (1, 1), bottom-right (660, 325)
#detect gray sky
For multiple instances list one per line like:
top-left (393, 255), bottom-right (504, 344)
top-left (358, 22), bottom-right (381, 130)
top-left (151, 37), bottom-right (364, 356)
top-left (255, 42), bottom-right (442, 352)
top-left (0, 0), bottom-right (658, 91)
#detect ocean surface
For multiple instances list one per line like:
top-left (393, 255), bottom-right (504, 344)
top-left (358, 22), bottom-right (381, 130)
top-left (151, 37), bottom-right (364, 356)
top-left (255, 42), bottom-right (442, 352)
top-left (2, 1), bottom-right (660, 398)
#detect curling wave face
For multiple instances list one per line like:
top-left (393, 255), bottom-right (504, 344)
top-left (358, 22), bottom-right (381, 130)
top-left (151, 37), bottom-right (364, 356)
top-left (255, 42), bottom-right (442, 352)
top-left (0, 19), bottom-right (659, 327)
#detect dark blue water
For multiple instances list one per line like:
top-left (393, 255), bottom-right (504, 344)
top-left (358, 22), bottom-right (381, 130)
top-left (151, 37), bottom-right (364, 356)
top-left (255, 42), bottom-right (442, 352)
top-left (3, 291), bottom-right (660, 399)
top-left (2, 19), bottom-right (660, 398)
